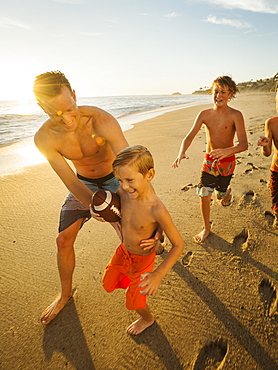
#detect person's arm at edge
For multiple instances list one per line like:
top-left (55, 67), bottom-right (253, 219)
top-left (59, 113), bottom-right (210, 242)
top-left (258, 119), bottom-right (273, 157)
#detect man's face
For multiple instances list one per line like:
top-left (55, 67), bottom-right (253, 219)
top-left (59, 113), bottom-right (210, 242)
top-left (39, 86), bottom-right (80, 131)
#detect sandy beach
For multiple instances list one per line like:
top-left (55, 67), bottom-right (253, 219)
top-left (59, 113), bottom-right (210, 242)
top-left (0, 92), bottom-right (277, 369)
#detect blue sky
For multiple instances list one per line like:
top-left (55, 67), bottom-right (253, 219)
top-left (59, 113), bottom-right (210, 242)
top-left (0, 0), bottom-right (277, 100)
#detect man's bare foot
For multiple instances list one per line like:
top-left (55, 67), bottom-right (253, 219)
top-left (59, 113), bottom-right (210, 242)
top-left (156, 235), bottom-right (165, 255)
top-left (40, 295), bottom-right (72, 325)
top-left (221, 188), bottom-right (232, 206)
top-left (126, 317), bottom-right (155, 335)
top-left (194, 229), bottom-right (210, 243)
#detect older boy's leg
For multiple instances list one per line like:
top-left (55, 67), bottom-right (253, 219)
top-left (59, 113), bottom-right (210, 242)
top-left (195, 194), bottom-right (211, 243)
top-left (127, 305), bottom-right (155, 335)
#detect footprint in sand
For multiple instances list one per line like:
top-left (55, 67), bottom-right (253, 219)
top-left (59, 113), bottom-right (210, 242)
top-left (238, 190), bottom-right (256, 207)
top-left (264, 211), bottom-right (275, 227)
top-left (193, 337), bottom-right (228, 370)
top-left (258, 278), bottom-right (277, 317)
top-left (182, 251), bottom-right (193, 266)
top-left (232, 229), bottom-right (249, 252)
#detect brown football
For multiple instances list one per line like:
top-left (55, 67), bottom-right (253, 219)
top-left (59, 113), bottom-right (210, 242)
top-left (91, 190), bottom-right (121, 222)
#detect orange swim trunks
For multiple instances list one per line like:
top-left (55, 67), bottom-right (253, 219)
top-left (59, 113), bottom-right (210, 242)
top-left (102, 243), bottom-right (156, 310)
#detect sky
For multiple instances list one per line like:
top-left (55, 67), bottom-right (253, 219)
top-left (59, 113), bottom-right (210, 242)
top-left (0, 0), bottom-right (277, 100)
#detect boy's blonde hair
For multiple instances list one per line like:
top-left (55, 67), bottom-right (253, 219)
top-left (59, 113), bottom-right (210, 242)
top-left (113, 145), bottom-right (154, 177)
top-left (211, 75), bottom-right (239, 98)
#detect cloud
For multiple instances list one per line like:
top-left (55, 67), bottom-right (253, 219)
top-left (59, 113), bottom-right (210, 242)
top-left (0, 16), bottom-right (30, 30)
top-left (79, 32), bottom-right (102, 36)
top-left (200, 0), bottom-right (278, 14)
top-left (51, 0), bottom-right (87, 4)
top-left (164, 12), bottom-right (182, 18)
top-left (204, 15), bottom-right (252, 28)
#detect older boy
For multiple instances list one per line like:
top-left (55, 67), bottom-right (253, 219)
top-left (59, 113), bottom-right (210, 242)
top-left (172, 76), bottom-right (248, 243)
top-left (258, 76), bottom-right (278, 227)
top-left (102, 145), bottom-right (184, 335)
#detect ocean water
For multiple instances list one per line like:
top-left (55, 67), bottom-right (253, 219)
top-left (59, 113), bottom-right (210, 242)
top-left (0, 94), bottom-right (211, 175)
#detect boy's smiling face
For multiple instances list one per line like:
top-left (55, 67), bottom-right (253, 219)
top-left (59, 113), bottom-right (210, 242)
top-left (116, 165), bottom-right (153, 199)
top-left (212, 84), bottom-right (233, 107)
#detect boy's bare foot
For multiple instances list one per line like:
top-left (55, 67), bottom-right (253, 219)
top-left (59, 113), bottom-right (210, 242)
top-left (221, 188), bottom-right (232, 206)
top-left (126, 317), bottom-right (155, 335)
top-left (194, 229), bottom-right (210, 243)
top-left (40, 295), bottom-right (72, 325)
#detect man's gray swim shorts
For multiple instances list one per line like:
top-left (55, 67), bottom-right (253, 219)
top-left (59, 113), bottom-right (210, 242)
top-left (58, 172), bottom-right (119, 232)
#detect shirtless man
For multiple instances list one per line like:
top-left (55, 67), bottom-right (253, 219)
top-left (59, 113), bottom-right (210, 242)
top-left (33, 71), bottom-right (159, 324)
top-left (172, 76), bottom-right (248, 243)
top-left (258, 76), bottom-right (278, 227)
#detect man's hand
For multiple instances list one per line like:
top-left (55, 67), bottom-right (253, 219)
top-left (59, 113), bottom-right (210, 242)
top-left (140, 227), bottom-right (163, 251)
top-left (89, 204), bottom-right (106, 222)
top-left (172, 153), bottom-right (189, 168)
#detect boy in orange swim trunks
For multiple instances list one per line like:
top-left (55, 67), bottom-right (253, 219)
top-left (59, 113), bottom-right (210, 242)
top-left (258, 74), bottom-right (278, 227)
top-left (172, 76), bottom-right (248, 243)
top-left (102, 145), bottom-right (184, 335)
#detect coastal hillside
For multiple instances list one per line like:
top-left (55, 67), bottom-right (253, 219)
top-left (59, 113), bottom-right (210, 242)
top-left (192, 74), bottom-right (277, 94)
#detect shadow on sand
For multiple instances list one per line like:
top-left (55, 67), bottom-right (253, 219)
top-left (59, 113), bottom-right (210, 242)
top-left (42, 298), bottom-right (95, 370)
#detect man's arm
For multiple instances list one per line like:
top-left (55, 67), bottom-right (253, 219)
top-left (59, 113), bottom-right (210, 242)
top-left (210, 110), bottom-right (248, 160)
top-left (95, 110), bottom-right (129, 155)
top-left (34, 132), bottom-right (93, 207)
top-left (172, 111), bottom-right (204, 168)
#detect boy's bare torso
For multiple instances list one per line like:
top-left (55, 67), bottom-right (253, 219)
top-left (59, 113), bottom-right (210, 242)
top-left (202, 107), bottom-right (237, 153)
top-left (119, 190), bottom-right (159, 256)
top-left (36, 106), bottom-right (116, 178)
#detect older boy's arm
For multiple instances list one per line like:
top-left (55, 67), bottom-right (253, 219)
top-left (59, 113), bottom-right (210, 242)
top-left (210, 111), bottom-right (248, 160)
top-left (139, 205), bottom-right (184, 296)
top-left (172, 112), bottom-right (204, 168)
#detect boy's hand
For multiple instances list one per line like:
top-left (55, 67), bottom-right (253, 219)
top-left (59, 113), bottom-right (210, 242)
top-left (89, 204), bottom-right (106, 222)
top-left (209, 148), bottom-right (230, 160)
top-left (258, 136), bottom-right (270, 147)
top-left (172, 153), bottom-right (189, 168)
top-left (139, 271), bottom-right (162, 296)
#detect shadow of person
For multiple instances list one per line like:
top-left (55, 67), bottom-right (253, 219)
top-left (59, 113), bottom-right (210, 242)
top-left (171, 258), bottom-right (278, 370)
top-left (42, 298), bottom-right (95, 370)
top-left (205, 231), bottom-right (278, 281)
top-left (130, 321), bottom-right (184, 370)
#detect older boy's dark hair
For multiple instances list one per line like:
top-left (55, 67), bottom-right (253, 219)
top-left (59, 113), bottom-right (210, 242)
top-left (33, 71), bottom-right (73, 101)
top-left (113, 145), bottom-right (154, 177)
top-left (211, 75), bottom-right (239, 98)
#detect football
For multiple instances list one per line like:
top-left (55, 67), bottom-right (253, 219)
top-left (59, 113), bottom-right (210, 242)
top-left (91, 190), bottom-right (121, 222)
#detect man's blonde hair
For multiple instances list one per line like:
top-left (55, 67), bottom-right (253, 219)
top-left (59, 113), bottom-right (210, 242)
top-left (113, 145), bottom-right (154, 177)
top-left (211, 75), bottom-right (239, 98)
